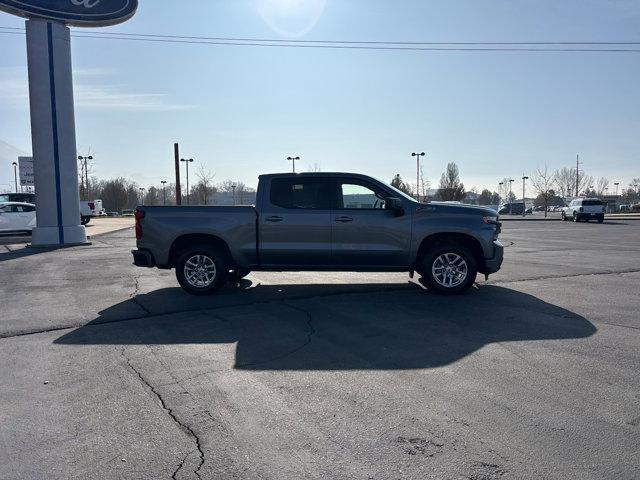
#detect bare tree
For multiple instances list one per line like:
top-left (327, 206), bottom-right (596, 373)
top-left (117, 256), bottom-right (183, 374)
top-left (419, 164), bottom-right (430, 201)
top-left (193, 164), bottom-right (216, 205)
top-left (477, 189), bottom-right (493, 206)
top-left (530, 164), bottom-right (555, 217)
top-left (435, 162), bottom-right (465, 201)
top-left (390, 174), bottom-right (413, 197)
top-left (554, 167), bottom-right (593, 197)
top-left (306, 163), bottom-right (321, 172)
top-left (595, 177), bottom-right (610, 196)
top-left (143, 186), bottom-right (160, 206)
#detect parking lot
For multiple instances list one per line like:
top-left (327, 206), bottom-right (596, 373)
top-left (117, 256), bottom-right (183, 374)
top-left (1, 220), bottom-right (639, 479)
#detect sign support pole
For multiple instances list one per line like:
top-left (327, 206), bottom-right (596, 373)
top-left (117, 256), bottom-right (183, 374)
top-left (26, 19), bottom-right (86, 246)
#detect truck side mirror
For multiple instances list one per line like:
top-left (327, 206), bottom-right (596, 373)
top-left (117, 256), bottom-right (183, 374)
top-left (386, 197), bottom-right (404, 216)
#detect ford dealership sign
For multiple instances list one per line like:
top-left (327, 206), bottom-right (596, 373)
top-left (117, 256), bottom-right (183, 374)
top-left (0, 0), bottom-right (138, 27)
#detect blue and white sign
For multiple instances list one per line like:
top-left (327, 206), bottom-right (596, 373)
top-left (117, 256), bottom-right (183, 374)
top-left (0, 0), bottom-right (138, 27)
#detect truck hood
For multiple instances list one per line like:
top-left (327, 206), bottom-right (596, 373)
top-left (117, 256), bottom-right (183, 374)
top-left (415, 202), bottom-right (498, 217)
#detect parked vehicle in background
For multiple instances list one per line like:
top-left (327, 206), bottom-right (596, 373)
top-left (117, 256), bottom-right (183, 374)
top-left (562, 198), bottom-right (605, 223)
top-left (498, 202), bottom-right (525, 215)
top-left (80, 201), bottom-right (95, 225)
top-left (106, 212), bottom-right (121, 217)
top-left (132, 172), bottom-right (504, 296)
top-left (122, 209), bottom-right (135, 217)
top-left (0, 202), bottom-right (36, 233)
top-left (0, 192), bottom-right (36, 204)
top-left (92, 199), bottom-right (105, 216)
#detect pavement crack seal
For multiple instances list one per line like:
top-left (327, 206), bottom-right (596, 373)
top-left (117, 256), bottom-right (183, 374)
top-left (121, 348), bottom-right (204, 479)
top-left (235, 301), bottom-right (316, 368)
top-left (129, 274), bottom-right (152, 315)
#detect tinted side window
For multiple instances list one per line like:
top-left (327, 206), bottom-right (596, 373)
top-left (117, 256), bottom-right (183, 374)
top-left (22, 205), bottom-right (36, 212)
top-left (270, 178), bottom-right (333, 210)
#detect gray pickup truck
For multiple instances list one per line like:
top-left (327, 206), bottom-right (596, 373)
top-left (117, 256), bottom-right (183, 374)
top-left (132, 172), bottom-right (503, 295)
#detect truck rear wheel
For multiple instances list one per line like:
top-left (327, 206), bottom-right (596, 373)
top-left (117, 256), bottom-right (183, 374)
top-left (175, 246), bottom-right (228, 295)
top-left (420, 244), bottom-right (477, 295)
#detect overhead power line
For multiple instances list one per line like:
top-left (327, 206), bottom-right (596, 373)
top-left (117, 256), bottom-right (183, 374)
top-left (1, 26), bottom-right (639, 53)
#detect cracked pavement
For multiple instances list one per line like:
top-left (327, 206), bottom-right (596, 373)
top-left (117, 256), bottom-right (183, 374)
top-left (1, 221), bottom-right (639, 479)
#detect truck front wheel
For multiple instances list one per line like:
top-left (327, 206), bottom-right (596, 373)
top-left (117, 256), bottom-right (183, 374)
top-left (420, 244), bottom-right (477, 295)
top-left (175, 246), bottom-right (228, 295)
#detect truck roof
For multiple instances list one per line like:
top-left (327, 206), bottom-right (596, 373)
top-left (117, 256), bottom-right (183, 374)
top-left (258, 172), bottom-right (377, 179)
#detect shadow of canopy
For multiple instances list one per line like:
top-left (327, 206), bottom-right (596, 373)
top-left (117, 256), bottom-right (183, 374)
top-left (55, 283), bottom-right (596, 371)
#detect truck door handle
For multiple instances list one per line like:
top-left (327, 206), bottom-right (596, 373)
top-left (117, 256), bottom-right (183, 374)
top-left (335, 216), bottom-right (353, 223)
top-left (266, 216), bottom-right (283, 222)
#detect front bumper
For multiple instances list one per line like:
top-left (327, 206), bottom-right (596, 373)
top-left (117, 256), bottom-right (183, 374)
top-left (132, 249), bottom-right (155, 267)
top-left (481, 240), bottom-right (504, 275)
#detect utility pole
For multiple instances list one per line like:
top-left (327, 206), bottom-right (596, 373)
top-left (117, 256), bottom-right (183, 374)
top-left (287, 156), bottom-right (300, 173)
top-left (78, 155), bottom-right (93, 200)
top-left (522, 175), bottom-right (529, 217)
top-left (161, 180), bottom-right (167, 205)
top-left (411, 152), bottom-right (425, 201)
top-left (11, 162), bottom-right (18, 192)
top-left (174, 143), bottom-right (182, 205)
top-left (180, 158), bottom-right (194, 205)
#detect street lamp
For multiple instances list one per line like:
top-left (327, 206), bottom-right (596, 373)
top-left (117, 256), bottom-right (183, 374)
top-left (78, 155), bottom-right (93, 200)
top-left (180, 158), bottom-right (194, 205)
top-left (11, 162), bottom-right (18, 192)
top-left (139, 187), bottom-right (145, 206)
top-left (161, 180), bottom-right (167, 205)
top-left (231, 184), bottom-right (237, 205)
top-left (498, 181), bottom-right (504, 204)
top-left (614, 182), bottom-right (620, 196)
top-left (411, 152), bottom-right (426, 201)
top-left (287, 156), bottom-right (300, 173)
top-left (508, 179), bottom-right (515, 214)
top-left (522, 176), bottom-right (529, 217)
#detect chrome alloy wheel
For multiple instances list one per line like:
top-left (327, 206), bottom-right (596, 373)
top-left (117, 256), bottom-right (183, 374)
top-left (431, 253), bottom-right (468, 288)
top-left (183, 254), bottom-right (217, 288)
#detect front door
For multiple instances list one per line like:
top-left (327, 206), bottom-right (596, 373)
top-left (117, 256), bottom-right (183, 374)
top-left (331, 178), bottom-right (411, 267)
top-left (259, 176), bottom-right (333, 266)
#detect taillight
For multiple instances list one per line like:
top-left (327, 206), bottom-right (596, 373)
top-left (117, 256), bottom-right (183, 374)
top-left (134, 209), bottom-right (145, 240)
top-left (88, 202), bottom-right (95, 210)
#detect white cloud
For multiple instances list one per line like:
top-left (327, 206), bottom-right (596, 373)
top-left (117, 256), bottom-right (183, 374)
top-left (0, 66), bottom-right (191, 112)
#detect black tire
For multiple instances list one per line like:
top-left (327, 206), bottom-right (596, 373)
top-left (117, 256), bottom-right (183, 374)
top-left (573, 212), bottom-right (579, 222)
top-left (598, 217), bottom-right (604, 223)
top-left (227, 268), bottom-right (251, 283)
top-left (81, 216), bottom-right (91, 226)
top-left (561, 212), bottom-right (566, 221)
top-left (175, 245), bottom-right (228, 295)
top-left (420, 244), bottom-right (477, 295)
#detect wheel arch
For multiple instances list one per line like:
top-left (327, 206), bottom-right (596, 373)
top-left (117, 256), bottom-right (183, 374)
top-left (416, 232), bottom-right (485, 272)
top-left (168, 233), bottom-right (233, 268)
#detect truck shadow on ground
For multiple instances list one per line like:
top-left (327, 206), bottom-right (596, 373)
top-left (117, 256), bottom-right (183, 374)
top-left (55, 283), bottom-right (596, 370)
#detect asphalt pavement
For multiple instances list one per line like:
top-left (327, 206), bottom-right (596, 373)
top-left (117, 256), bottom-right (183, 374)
top-left (1, 221), bottom-right (639, 479)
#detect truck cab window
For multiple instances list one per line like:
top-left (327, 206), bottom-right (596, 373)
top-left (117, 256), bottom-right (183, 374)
top-left (270, 178), bottom-right (333, 209)
top-left (338, 182), bottom-right (386, 209)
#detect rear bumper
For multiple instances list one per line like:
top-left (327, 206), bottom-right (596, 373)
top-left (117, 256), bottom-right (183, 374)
top-left (481, 240), bottom-right (504, 275)
top-left (132, 249), bottom-right (155, 267)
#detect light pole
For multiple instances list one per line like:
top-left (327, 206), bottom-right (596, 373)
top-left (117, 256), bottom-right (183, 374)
top-left (499, 181), bottom-right (504, 205)
top-left (287, 156), bottom-right (300, 173)
top-left (522, 175), bottom-right (529, 217)
top-left (78, 155), bottom-right (93, 200)
top-left (411, 152), bottom-right (425, 201)
top-left (139, 187), bottom-right (145, 206)
top-left (161, 180), bottom-right (167, 205)
top-left (508, 179), bottom-right (515, 214)
top-left (11, 162), bottom-right (18, 192)
top-left (231, 185), bottom-right (237, 205)
top-left (614, 182), bottom-right (620, 196)
top-left (180, 158), bottom-right (194, 205)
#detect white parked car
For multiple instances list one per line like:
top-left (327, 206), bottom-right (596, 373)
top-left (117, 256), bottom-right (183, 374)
top-left (0, 202), bottom-right (37, 233)
top-left (562, 198), bottom-right (605, 223)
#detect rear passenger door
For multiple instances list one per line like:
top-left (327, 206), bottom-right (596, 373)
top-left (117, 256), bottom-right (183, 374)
top-left (259, 177), bottom-right (333, 266)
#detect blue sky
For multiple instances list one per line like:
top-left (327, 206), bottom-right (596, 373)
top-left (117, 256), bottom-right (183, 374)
top-left (1, 0), bottom-right (639, 195)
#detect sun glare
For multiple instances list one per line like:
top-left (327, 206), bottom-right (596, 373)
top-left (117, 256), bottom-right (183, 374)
top-left (256, 0), bottom-right (327, 38)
